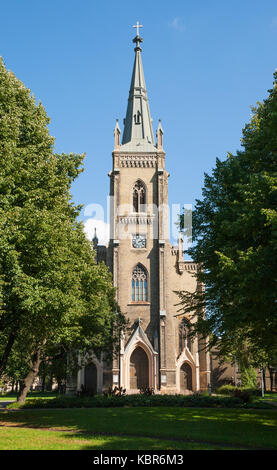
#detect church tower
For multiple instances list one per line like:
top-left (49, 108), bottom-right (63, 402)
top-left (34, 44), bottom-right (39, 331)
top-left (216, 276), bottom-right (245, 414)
top-left (71, 26), bottom-right (211, 395)
top-left (105, 27), bottom-right (211, 393)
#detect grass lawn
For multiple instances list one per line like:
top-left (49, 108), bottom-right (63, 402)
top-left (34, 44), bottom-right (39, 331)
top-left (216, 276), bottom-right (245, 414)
top-left (263, 392), bottom-right (277, 400)
top-left (0, 426), bottom-right (233, 450)
top-left (0, 391), bottom-right (59, 402)
top-left (0, 407), bottom-right (277, 450)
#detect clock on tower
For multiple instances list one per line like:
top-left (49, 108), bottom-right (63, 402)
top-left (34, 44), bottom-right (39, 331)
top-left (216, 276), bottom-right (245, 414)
top-left (132, 234), bottom-right (146, 248)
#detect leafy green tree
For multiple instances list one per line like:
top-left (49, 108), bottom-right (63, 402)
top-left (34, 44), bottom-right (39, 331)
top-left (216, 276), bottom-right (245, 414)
top-left (0, 58), bottom-right (126, 401)
top-left (0, 347), bottom-right (29, 393)
top-left (39, 352), bottom-right (68, 393)
top-left (178, 71), bottom-right (277, 365)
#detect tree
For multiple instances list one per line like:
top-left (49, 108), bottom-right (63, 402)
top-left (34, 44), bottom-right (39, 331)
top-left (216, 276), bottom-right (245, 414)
top-left (178, 71), bottom-right (277, 365)
top-left (0, 58), bottom-right (126, 401)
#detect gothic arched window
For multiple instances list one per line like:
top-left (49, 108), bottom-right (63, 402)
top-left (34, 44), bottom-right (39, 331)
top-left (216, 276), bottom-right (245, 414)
top-left (131, 264), bottom-right (148, 302)
top-left (133, 180), bottom-right (146, 213)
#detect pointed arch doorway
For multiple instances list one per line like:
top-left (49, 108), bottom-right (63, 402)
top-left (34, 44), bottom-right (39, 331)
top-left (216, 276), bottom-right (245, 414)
top-left (130, 347), bottom-right (149, 389)
top-left (84, 363), bottom-right (97, 394)
top-left (180, 362), bottom-right (193, 392)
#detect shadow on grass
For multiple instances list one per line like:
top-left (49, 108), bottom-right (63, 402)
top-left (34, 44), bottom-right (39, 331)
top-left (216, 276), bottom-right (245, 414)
top-left (1, 407), bottom-right (277, 450)
top-left (0, 426), bottom-right (237, 450)
top-left (59, 431), bottom-right (239, 450)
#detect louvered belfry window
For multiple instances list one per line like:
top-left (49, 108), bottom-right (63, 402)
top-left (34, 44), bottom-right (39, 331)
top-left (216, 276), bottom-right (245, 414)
top-left (133, 180), bottom-right (146, 213)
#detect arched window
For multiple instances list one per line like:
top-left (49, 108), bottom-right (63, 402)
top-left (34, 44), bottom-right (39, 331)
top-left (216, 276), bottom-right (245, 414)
top-left (133, 180), bottom-right (146, 213)
top-left (132, 264), bottom-right (148, 302)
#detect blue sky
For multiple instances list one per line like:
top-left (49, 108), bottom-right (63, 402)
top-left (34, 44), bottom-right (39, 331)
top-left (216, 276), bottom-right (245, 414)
top-left (1, 0), bottom-right (277, 244)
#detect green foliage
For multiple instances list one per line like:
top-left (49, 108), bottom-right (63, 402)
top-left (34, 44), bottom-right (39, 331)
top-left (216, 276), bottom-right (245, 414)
top-left (215, 385), bottom-right (260, 401)
top-left (6, 392), bottom-right (275, 410)
top-left (178, 70), bottom-right (277, 364)
top-left (0, 58), bottom-right (127, 392)
top-left (240, 366), bottom-right (258, 389)
top-left (215, 385), bottom-right (238, 396)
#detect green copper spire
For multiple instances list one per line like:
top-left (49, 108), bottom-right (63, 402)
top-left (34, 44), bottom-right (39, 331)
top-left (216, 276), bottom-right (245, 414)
top-left (121, 24), bottom-right (155, 151)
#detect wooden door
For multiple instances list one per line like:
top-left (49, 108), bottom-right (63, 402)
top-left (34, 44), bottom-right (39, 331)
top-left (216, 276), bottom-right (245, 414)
top-left (130, 347), bottom-right (149, 389)
top-left (84, 363), bottom-right (97, 394)
top-left (180, 362), bottom-right (192, 392)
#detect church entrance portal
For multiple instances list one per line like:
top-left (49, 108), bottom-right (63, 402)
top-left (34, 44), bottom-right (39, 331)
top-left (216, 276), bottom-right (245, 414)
top-left (84, 363), bottom-right (97, 394)
top-left (180, 362), bottom-right (192, 392)
top-left (130, 347), bottom-right (149, 389)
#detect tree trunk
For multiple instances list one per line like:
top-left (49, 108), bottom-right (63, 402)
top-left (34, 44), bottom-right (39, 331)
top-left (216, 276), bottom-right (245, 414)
top-left (17, 350), bottom-right (42, 402)
top-left (263, 368), bottom-right (267, 393)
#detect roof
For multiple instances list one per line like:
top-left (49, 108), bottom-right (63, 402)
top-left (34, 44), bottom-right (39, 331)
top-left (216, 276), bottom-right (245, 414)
top-left (120, 34), bottom-right (156, 153)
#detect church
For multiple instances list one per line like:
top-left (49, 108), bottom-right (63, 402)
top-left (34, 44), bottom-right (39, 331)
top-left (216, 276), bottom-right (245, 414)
top-left (68, 27), bottom-right (211, 395)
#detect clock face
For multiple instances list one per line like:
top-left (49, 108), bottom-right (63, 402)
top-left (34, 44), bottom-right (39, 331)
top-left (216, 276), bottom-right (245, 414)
top-left (132, 234), bottom-right (146, 249)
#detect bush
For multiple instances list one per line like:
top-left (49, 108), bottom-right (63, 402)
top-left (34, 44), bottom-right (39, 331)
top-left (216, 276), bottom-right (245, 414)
top-left (215, 385), bottom-right (260, 399)
top-left (233, 388), bottom-right (251, 403)
top-left (7, 392), bottom-right (274, 410)
top-left (215, 385), bottom-right (237, 396)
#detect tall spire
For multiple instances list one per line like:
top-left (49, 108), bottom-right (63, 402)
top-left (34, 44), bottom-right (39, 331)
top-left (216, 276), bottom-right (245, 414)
top-left (121, 24), bottom-right (155, 151)
top-left (93, 227), bottom-right (98, 249)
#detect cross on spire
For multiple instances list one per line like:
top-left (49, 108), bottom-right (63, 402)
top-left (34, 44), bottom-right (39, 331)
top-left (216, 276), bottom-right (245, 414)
top-left (122, 21), bottom-right (155, 147)
top-left (132, 21), bottom-right (143, 50)
top-left (133, 21), bottom-right (143, 36)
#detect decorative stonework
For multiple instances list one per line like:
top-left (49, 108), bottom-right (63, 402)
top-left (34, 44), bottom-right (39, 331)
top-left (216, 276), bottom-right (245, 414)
top-left (121, 324), bottom-right (159, 390)
top-left (118, 214), bottom-right (155, 225)
top-left (119, 154), bottom-right (157, 168)
top-left (170, 246), bottom-right (198, 273)
top-left (178, 262), bottom-right (198, 273)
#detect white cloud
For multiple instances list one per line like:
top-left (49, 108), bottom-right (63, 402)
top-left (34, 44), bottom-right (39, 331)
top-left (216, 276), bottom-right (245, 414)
top-left (84, 218), bottom-right (110, 246)
top-left (170, 17), bottom-right (185, 32)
